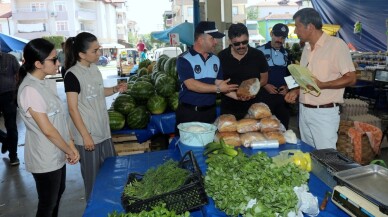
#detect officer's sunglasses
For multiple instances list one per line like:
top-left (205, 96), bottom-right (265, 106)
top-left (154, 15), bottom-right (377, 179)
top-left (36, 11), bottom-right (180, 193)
top-left (232, 40), bottom-right (249, 46)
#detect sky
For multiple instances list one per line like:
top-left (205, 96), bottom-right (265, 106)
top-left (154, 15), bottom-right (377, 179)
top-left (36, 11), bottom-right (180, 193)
top-left (127, 0), bottom-right (172, 34)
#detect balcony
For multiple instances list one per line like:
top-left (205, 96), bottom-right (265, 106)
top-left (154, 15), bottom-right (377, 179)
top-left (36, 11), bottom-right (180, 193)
top-left (13, 8), bottom-right (48, 20)
top-left (76, 8), bottom-right (96, 21)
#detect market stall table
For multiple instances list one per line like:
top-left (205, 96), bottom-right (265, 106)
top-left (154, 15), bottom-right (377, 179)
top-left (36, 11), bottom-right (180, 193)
top-left (83, 141), bottom-right (349, 217)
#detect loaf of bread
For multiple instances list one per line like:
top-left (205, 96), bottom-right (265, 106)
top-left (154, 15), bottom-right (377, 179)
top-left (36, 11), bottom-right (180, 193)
top-left (215, 131), bottom-right (241, 147)
top-left (248, 103), bottom-right (272, 119)
top-left (240, 132), bottom-right (266, 146)
top-left (236, 118), bottom-right (260, 133)
top-left (260, 117), bottom-right (281, 132)
top-left (215, 114), bottom-right (237, 132)
top-left (236, 78), bottom-right (260, 98)
top-left (264, 131), bottom-right (286, 144)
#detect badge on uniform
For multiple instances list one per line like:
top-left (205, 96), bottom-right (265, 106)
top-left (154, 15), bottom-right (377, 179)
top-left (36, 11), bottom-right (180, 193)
top-left (194, 65), bottom-right (201, 74)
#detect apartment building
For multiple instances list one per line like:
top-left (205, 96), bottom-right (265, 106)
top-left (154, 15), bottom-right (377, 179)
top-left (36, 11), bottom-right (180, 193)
top-left (168, 0), bottom-right (247, 27)
top-left (9, 0), bottom-right (127, 47)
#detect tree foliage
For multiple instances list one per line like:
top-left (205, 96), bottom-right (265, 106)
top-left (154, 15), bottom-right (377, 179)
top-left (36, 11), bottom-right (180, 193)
top-left (42, 36), bottom-right (65, 49)
top-left (247, 7), bottom-right (259, 20)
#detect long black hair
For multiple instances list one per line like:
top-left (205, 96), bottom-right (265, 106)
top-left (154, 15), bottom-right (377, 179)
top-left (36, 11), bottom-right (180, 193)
top-left (18, 38), bottom-right (54, 86)
top-left (64, 32), bottom-right (97, 70)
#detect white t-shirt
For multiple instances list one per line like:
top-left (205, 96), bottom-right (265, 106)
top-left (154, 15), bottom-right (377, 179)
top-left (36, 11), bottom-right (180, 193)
top-left (20, 86), bottom-right (47, 117)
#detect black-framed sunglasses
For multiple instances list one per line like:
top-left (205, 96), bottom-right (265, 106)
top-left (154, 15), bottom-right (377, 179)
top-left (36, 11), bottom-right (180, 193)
top-left (232, 40), bottom-right (249, 46)
top-left (44, 56), bottom-right (59, 64)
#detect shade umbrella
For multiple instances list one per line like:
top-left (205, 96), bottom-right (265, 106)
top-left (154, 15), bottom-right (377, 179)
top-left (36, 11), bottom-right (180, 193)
top-left (151, 21), bottom-right (194, 46)
top-left (0, 33), bottom-right (28, 53)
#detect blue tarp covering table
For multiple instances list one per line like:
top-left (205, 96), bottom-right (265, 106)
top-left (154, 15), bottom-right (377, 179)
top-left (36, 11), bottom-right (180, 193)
top-left (83, 141), bottom-right (349, 217)
top-left (111, 112), bottom-right (176, 143)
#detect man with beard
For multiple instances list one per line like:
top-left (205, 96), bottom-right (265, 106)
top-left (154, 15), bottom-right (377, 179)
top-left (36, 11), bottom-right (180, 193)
top-left (175, 21), bottom-right (238, 134)
top-left (218, 23), bottom-right (268, 119)
top-left (257, 23), bottom-right (292, 128)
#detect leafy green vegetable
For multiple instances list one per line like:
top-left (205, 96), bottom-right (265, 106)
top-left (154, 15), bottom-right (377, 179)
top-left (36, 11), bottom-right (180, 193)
top-left (108, 203), bottom-right (190, 217)
top-left (123, 160), bottom-right (190, 203)
top-left (205, 152), bottom-right (309, 216)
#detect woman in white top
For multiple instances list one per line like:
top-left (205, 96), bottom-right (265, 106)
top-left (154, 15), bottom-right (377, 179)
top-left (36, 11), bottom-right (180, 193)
top-left (17, 38), bottom-right (80, 217)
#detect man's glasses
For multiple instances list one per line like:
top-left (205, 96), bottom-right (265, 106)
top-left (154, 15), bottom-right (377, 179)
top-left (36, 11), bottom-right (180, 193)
top-left (44, 56), bottom-right (58, 64)
top-left (232, 40), bottom-right (249, 46)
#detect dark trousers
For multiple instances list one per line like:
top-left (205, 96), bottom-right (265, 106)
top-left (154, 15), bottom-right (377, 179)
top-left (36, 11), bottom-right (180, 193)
top-left (0, 91), bottom-right (18, 159)
top-left (175, 104), bottom-right (217, 135)
top-left (32, 165), bottom-right (66, 217)
top-left (258, 91), bottom-right (290, 129)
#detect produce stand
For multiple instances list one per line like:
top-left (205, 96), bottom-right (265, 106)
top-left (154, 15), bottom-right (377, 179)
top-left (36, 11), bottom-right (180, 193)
top-left (83, 141), bottom-right (349, 217)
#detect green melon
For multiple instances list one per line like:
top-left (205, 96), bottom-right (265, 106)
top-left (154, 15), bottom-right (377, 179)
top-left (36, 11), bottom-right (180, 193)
top-left (163, 57), bottom-right (177, 80)
top-left (147, 95), bottom-right (167, 114)
top-left (108, 111), bottom-right (125, 131)
top-left (126, 106), bottom-right (150, 129)
top-left (113, 94), bottom-right (136, 115)
top-left (168, 92), bottom-right (179, 111)
top-left (130, 81), bottom-right (155, 101)
top-left (155, 75), bottom-right (176, 97)
top-left (137, 67), bottom-right (149, 77)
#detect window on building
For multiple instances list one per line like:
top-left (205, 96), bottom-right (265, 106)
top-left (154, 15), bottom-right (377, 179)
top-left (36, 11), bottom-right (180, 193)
top-left (54, 1), bottom-right (66, 12)
top-left (31, 2), bottom-right (46, 12)
top-left (232, 6), bottom-right (238, 15)
top-left (56, 21), bottom-right (68, 31)
top-left (187, 7), bottom-right (193, 17)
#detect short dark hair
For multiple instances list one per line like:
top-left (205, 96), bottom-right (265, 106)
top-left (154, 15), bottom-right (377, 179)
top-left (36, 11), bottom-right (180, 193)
top-left (293, 8), bottom-right (322, 30)
top-left (227, 23), bottom-right (249, 39)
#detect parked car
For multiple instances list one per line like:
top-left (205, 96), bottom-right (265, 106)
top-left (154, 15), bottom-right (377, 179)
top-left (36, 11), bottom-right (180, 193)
top-left (97, 56), bottom-right (109, 66)
top-left (154, 47), bottom-right (182, 60)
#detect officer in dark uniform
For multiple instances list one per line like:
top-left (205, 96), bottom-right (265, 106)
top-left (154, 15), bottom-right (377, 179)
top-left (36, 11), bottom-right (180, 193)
top-left (257, 23), bottom-right (292, 128)
top-left (175, 21), bottom-right (238, 135)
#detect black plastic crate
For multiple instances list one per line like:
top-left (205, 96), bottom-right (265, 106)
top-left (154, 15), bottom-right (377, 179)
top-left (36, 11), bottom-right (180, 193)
top-left (121, 151), bottom-right (208, 214)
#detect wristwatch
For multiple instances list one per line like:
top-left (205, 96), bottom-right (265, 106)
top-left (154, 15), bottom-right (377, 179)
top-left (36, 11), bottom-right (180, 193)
top-left (216, 85), bottom-right (221, 94)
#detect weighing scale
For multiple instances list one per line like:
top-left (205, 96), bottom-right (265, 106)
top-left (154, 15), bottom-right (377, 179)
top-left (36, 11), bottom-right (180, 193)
top-left (332, 164), bottom-right (388, 217)
top-left (332, 185), bottom-right (388, 217)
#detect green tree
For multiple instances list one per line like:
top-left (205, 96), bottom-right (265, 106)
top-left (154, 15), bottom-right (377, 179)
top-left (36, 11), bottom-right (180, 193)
top-left (42, 36), bottom-right (65, 49)
top-left (247, 7), bottom-right (258, 20)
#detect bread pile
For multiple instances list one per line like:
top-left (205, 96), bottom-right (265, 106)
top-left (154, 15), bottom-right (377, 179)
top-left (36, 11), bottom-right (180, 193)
top-left (214, 103), bottom-right (287, 146)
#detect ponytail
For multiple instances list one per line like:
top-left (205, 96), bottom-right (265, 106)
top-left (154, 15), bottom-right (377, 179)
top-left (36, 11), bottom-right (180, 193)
top-left (64, 32), bottom-right (98, 70)
top-left (17, 64), bottom-right (28, 87)
top-left (64, 37), bottom-right (77, 70)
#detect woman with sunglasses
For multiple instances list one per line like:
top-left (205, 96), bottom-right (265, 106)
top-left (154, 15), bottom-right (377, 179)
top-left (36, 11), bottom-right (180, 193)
top-left (63, 32), bottom-right (127, 201)
top-left (17, 38), bottom-right (80, 217)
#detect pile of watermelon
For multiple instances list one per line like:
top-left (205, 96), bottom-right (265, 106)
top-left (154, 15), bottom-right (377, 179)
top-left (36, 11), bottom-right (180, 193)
top-left (108, 55), bottom-right (180, 131)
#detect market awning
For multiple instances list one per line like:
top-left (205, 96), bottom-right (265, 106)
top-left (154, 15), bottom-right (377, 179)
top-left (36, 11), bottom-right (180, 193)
top-left (151, 21), bottom-right (194, 46)
top-left (0, 33), bottom-right (28, 53)
top-left (100, 43), bottom-right (125, 49)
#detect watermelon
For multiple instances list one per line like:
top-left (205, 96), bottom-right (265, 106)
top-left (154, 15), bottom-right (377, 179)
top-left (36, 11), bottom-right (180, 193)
top-left (163, 57), bottom-right (177, 80)
top-left (126, 106), bottom-right (150, 129)
top-left (127, 75), bottom-right (138, 83)
top-left (130, 81), bottom-right (155, 101)
top-left (168, 92), bottom-right (179, 111)
top-left (137, 67), bottom-right (149, 77)
top-left (157, 57), bottom-right (168, 71)
top-left (138, 59), bottom-right (151, 69)
top-left (155, 75), bottom-right (176, 97)
top-left (108, 111), bottom-right (125, 131)
top-left (147, 61), bottom-right (156, 73)
top-left (113, 94), bottom-right (136, 115)
top-left (147, 95), bottom-right (167, 114)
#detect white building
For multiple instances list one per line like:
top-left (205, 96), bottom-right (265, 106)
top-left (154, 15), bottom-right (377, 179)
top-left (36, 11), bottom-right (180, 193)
top-left (9, 0), bottom-right (128, 48)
